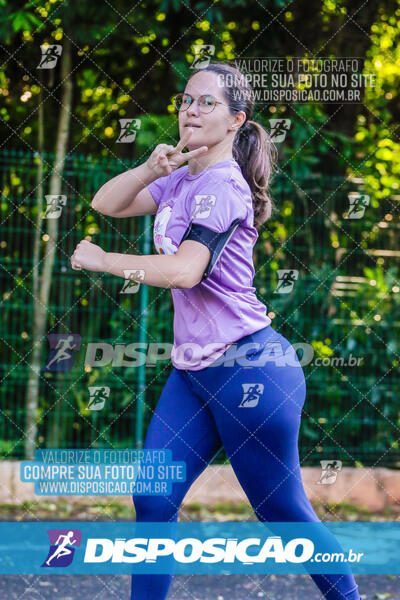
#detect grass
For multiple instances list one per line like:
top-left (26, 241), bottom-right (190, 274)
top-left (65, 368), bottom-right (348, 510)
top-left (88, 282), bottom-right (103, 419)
top-left (0, 498), bottom-right (399, 521)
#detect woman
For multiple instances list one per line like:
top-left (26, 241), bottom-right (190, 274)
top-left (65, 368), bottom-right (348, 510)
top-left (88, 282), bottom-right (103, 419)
top-left (71, 62), bottom-right (361, 600)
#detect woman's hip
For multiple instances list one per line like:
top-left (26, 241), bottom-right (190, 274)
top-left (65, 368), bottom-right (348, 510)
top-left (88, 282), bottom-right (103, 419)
top-left (184, 325), bottom-right (307, 410)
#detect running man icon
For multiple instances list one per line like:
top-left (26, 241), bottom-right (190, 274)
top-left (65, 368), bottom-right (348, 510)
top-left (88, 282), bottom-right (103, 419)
top-left (45, 336), bottom-right (76, 370)
top-left (42, 529), bottom-right (82, 568)
top-left (46, 531), bottom-right (76, 565)
top-left (44, 334), bottom-right (81, 372)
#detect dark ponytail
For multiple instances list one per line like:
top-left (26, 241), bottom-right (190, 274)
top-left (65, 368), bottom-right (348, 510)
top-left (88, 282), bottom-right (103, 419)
top-left (190, 61), bottom-right (278, 229)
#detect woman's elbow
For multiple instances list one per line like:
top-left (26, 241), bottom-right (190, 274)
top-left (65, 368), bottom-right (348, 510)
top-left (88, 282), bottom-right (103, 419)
top-left (91, 186), bottom-right (112, 214)
top-left (172, 244), bottom-right (209, 289)
top-left (174, 270), bottom-right (203, 289)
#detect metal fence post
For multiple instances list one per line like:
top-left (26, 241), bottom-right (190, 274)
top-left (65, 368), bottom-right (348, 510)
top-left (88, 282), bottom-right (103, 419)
top-left (135, 214), bottom-right (151, 448)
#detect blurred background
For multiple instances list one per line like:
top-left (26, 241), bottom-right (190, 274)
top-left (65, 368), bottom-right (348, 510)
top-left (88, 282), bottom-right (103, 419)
top-left (1, 0), bottom-right (399, 467)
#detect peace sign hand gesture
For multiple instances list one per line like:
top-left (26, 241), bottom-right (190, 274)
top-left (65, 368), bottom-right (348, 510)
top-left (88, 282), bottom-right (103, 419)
top-left (146, 128), bottom-right (208, 178)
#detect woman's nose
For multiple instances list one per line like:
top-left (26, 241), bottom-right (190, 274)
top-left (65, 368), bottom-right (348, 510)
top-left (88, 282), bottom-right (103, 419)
top-left (187, 99), bottom-right (201, 117)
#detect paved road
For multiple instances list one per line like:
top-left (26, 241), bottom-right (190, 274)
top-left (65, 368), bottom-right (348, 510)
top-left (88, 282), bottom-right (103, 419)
top-left (0, 574), bottom-right (398, 599)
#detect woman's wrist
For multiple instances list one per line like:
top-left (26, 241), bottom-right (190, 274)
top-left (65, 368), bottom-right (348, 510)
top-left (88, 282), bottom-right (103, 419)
top-left (102, 251), bottom-right (117, 275)
top-left (142, 159), bottom-right (164, 182)
top-left (102, 251), bottom-right (139, 278)
top-left (134, 161), bottom-right (159, 185)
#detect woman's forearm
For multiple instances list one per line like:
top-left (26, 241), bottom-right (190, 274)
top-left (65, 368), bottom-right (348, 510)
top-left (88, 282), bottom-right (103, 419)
top-left (91, 162), bottom-right (157, 215)
top-left (103, 252), bottom-right (192, 289)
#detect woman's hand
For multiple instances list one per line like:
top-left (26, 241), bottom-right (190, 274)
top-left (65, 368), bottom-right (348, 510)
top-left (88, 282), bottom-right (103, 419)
top-left (70, 240), bottom-right (107, 272)
top-left (145, 128), bottom-right (208, 177)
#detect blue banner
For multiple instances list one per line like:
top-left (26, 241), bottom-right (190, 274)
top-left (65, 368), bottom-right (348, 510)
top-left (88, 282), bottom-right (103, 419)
top-left (0, 522), bottom-right (399, 574)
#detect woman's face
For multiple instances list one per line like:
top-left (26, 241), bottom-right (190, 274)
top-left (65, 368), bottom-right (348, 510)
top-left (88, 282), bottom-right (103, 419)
top-left (179, 71), bottom-right (240, 150)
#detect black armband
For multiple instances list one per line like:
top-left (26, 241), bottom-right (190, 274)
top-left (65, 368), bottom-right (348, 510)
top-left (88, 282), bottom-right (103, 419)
top-left (180, 217), bottom-right (242, 280)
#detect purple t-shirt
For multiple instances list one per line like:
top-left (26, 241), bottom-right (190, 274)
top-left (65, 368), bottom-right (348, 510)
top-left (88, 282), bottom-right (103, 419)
top-left (147, 157), bottom-right (271, 370)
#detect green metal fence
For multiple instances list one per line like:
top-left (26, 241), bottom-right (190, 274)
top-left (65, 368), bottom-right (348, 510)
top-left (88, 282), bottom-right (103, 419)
top-left (1, 148), bottom-right (399, 466)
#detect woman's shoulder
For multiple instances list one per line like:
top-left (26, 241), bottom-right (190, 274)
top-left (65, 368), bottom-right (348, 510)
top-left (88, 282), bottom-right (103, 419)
top-left (202, 160), bottom-right (252, 211)
top-left (185, 160), bottom-right (252, 226)
top-left (188, 159), bottom-right (250, 195)
top-left (157, 163), bottom-right (191, 185)
top-left (158, 158), bottom-right (249, 193)
top-left (229, 160), bottom-right (253, 197)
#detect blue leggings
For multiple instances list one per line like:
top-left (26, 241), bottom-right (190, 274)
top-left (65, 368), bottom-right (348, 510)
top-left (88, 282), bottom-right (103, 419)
top-left (131, 325), bottom-right (361, 600)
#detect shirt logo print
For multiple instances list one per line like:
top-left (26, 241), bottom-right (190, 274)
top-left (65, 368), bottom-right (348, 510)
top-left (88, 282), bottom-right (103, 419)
top-left (153, 204), bottom-right (178, 255)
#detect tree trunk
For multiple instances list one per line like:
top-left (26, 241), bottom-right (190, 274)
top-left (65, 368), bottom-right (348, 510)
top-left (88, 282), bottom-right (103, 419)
top-left (24, 37), bottom-right (73, 459)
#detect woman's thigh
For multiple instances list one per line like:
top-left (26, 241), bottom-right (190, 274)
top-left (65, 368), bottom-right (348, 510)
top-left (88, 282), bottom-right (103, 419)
top-left (133, 367), bottom-right (223, 521)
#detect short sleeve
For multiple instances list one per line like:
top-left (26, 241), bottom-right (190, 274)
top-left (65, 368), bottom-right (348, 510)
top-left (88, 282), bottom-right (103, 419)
top-left (147, 174), bottom-right (170, 207)
top-left (189, 180), bottom-right (247, 233)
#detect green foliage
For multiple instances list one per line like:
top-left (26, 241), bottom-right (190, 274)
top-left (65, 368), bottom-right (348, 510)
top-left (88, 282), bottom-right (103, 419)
top-left (0, 1), bottom-right (43, 41)
top-left (352, 4), bottom-right (400, 199)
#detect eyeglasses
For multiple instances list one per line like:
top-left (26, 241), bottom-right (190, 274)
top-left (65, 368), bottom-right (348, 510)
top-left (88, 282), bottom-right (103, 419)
top-left (173, 92), bottom-right (227, 114)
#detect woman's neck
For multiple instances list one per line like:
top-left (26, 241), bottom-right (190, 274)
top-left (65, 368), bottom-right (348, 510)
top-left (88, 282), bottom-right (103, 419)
top-left (187, 144), bottom-right (233, 175)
